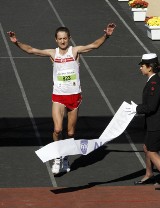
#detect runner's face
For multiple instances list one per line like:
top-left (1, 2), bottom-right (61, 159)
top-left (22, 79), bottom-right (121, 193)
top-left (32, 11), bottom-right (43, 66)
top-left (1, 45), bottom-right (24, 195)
top-left (55, 31), bottom-right (70, 50)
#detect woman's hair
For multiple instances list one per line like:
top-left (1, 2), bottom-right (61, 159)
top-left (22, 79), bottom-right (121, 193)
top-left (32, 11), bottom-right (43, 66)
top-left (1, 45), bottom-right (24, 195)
top-left (145, 62), bottom-right (160, 73)
top-left (55, 27), bottom-right (71, 39)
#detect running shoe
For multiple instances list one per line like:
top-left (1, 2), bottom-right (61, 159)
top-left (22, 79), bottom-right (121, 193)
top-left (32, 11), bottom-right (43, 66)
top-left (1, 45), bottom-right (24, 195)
top-left (51, 158), bottom-right (61, 174)
top-left (62, 156), bottom-right (71, 172)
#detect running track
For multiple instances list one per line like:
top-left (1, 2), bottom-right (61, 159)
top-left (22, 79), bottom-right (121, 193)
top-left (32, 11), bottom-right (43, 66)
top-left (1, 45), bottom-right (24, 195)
top-left (0, 0), bottom-right (160, 207)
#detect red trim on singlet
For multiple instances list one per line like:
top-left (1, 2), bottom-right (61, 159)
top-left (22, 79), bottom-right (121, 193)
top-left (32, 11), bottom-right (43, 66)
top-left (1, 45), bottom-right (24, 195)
top-left (54, 57), bottom-right (74, 63)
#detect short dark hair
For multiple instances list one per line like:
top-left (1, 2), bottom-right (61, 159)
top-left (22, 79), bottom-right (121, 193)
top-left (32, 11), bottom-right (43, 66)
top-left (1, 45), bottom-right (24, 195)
top-left (55, 27), bottom-right (71, 39)
top-left (145, 62), bottom-right (160, 73)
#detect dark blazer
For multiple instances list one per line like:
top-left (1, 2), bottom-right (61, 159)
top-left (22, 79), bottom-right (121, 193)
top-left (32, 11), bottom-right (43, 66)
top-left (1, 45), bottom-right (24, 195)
top-left (136, 74), bottom-right (160, 131)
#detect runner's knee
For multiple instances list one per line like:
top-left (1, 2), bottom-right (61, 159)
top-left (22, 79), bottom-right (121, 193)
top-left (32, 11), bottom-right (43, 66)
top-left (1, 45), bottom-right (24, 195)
top-left (53, 129), bottom-right (62, 140)
top-left (54, 128), bottom-right (62, 134)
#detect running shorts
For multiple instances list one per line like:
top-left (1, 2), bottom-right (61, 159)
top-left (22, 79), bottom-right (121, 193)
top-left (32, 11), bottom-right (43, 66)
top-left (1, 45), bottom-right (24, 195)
top-left (52, 93), bottom-right (82, 110)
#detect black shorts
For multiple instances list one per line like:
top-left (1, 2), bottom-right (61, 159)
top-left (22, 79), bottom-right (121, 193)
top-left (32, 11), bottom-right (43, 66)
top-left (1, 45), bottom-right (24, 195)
top-left (144, 131), bottom-right (160, 152)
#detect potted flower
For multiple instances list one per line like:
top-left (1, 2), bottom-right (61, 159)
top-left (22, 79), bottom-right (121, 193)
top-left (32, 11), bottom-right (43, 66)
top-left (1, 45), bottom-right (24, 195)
top-left (129, 0), bottom-right (148, 8)
top-left (145, 16), bottom-right (160, 40)
top-left (129, 0), bottom-right (149, 21)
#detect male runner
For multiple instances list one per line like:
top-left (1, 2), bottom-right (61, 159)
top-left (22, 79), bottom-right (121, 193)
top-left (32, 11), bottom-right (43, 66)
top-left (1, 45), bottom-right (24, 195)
top-left (8, 23), bottom-right (116, 174)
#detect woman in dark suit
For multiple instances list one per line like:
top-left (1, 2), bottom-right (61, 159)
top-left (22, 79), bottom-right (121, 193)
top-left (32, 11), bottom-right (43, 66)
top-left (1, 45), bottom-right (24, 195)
top-left (127, 53), bottom-right (160, 189)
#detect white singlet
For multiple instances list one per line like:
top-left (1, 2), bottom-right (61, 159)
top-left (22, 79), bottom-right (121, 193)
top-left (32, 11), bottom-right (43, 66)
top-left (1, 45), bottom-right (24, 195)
top-left (53, 46), bottom-right (81, 95)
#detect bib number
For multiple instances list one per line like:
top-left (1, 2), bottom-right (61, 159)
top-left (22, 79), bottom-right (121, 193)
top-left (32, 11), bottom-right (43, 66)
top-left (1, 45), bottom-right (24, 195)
top-left (63, 76), bottom-right (71, 81)
top-left (57, 69), bottom-right (77, 87)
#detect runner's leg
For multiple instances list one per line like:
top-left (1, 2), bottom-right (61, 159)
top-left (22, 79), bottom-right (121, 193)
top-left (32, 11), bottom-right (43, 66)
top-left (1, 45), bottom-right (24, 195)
top-left (67, 107), bottom-right (79, 138)
top-left (61, 107), bottom-right (79, 172)
top-left (51, 102), bottom-right (65, 174)
top-left (52, 102), bottom-right (65, 141)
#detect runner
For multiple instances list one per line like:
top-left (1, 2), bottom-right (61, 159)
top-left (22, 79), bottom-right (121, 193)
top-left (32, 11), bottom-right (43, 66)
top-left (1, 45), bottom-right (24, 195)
top-left (7, 23), bottom-right (116, 174)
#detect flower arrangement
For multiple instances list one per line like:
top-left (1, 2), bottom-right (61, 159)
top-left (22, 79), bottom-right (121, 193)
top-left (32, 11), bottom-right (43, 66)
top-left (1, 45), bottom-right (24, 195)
top-left (146, 16), bottom-right (160, 26)
top-left (128, 0), bottom-right (136, 7)
top-left (128, 0), bottom-right (148, 8)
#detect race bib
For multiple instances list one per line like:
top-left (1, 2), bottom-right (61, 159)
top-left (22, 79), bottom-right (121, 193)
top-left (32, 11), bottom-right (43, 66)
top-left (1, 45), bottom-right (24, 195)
top-left (57, 69), bottom-right (77, 87)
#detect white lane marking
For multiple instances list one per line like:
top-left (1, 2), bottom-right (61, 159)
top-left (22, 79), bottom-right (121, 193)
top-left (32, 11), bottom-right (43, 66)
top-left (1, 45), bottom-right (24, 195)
top-left (0, 23), bottom-right (58, 187)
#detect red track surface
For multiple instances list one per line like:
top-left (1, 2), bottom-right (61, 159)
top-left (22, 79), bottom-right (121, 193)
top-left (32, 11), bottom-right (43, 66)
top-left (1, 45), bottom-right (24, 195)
top-left (0, 186), bottom-right (160, 208)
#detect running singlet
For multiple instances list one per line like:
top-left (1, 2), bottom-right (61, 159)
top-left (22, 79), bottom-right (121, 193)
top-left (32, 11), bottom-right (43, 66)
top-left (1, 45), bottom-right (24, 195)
top-left (53, 46), bottom-right (81, 95)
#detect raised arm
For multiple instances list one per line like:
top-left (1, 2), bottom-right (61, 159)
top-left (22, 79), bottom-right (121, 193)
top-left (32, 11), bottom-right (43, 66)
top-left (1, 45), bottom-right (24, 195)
top-left (7, 31), bottom-right (54, 57)
top-left (74, 23), bottom-right (116, 54)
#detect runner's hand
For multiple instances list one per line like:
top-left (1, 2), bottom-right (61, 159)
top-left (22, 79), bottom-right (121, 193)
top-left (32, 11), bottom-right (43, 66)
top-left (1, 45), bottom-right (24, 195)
top-left (104, 23), bottom-right (116, 36)
top-left (7, 31), bottom-right (18, 43)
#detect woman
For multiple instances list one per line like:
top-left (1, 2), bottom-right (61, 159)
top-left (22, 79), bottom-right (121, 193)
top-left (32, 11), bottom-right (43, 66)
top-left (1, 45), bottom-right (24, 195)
top-left (127, 53), bottom-right (160, 190)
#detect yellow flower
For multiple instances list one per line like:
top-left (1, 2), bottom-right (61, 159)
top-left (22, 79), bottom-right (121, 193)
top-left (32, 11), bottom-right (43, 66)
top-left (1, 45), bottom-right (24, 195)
top-left (147, 17), bottom-right (160, 26)
top-left (128, 0), bottom-right (135, 6)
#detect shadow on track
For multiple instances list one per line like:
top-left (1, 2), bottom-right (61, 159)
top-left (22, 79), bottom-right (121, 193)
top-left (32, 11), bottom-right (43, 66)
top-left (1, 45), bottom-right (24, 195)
top-left (51, 171), bottom-right (160, 194)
